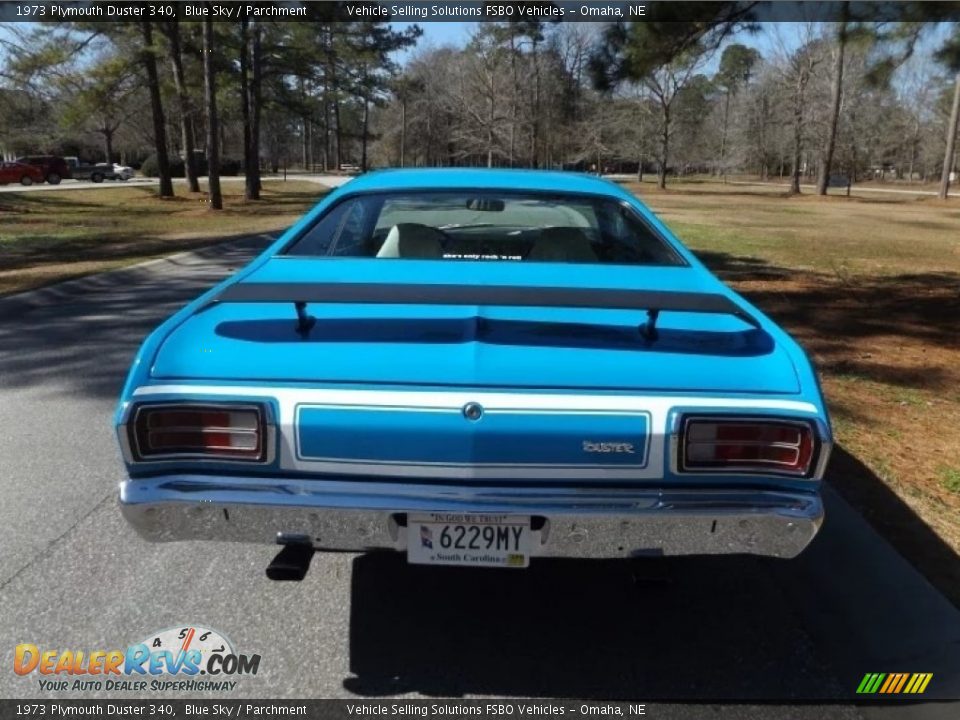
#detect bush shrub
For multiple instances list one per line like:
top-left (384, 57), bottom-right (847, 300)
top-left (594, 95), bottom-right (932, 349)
top-left (141, 154), bottom-right (184, 178)
top-left (139, 153), bottom-right (160, 177)
top-left (140, 154), bottom-right (240, 178)
top-left (221, 158), bottom-right (241, 176)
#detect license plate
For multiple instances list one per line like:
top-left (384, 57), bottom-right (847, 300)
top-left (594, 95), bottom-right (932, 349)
top-left (407, 513), bottom-right (531, 568)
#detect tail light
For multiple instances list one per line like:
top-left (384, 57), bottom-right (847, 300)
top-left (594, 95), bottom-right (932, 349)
top-left (130, 404), bottom-right (266, 461)
top-left (680, 417), bottom-right (816, 477)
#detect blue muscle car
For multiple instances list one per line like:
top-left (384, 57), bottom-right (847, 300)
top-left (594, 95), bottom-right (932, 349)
top-left (116, 169), bottom-right (831, 576)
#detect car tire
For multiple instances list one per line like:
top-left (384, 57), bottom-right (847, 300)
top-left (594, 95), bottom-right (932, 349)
top-left (46, 173), bottom-right (61, 185)
top-left (91, 172), bottom-right (104, 183)
top-left (20, 175), bottom-right (34, 186)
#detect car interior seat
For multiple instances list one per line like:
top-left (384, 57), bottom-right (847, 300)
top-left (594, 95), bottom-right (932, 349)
top-left (527, 226), bottom-right (598, 262)
top-left (376, 223), bottom-right (445, 259)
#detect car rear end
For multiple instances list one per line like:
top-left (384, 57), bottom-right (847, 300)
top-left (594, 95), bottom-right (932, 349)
top-left (116, 171), bottom-right (831, 569)
top-left (118, 385), bottom-right (828, 565)
top-left (0, 162), bottom-right (43, 185)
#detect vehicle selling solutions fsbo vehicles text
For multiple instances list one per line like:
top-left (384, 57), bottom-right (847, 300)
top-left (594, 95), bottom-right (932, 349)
top-left (343, 704), bottom-right (646, 716)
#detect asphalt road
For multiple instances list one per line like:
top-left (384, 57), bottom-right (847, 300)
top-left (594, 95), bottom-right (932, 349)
top-left (0, 238), bottom-right (958, 717)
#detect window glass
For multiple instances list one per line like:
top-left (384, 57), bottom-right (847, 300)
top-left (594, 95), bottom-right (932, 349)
top-left (283, 192), bottom-right (684, 266)
top-left (288, 198), bottom-right (374, 257)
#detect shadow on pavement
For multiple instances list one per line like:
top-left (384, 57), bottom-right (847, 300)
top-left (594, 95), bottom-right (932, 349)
top-left (828, 446), bottom-right (960, 607)
top-left (345, 479), bottom-right (960, 701)
top-left (0, 235), bottom-right (271, 398)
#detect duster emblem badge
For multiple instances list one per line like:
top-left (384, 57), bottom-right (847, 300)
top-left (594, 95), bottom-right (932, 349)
top-left (462, 402), bottom-right (484, 421)
top-left (583, 441), bottom-right (636, 454)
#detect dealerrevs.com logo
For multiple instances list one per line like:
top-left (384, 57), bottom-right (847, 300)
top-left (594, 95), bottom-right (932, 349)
top-left (14, 625), bottom-right (260, 693)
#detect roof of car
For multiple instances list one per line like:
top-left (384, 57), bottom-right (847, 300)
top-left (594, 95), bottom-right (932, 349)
top-left (338, 168), bottom-right (632, 198)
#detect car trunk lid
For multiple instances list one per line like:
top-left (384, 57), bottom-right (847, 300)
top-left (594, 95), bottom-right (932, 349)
top-left (151, 259), bottom-right (798, 394)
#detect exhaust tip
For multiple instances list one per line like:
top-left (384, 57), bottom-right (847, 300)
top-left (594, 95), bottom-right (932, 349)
top-left (266, 543), bottom-right (315, 581)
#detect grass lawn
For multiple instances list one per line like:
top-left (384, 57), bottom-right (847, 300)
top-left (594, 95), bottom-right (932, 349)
top-left (0, 180), bottom-right (327, 296)
top-left (624, 180), bottom-right (960, 571)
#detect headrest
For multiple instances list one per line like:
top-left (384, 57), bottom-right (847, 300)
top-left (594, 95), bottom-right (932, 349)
top-left (528, 227), bottom-right (597, 262)
top-left (396, 223), bottom-right (445, 259)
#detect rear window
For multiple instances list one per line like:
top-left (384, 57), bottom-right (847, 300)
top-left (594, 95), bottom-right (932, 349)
top-left (283, 192), bottom-right (685, 266)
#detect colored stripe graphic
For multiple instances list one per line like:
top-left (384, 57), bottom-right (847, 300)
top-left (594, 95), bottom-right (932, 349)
top-left (856, 674), bottom-right (874, 694)
top-left (879, 674), bottom-right (895, 694)
top-left (916, 674), bottom-right (933, 693)
top-left (857, 673), bottom-right (932, 694)
top-left (892, 674), bottom-right (909, 693)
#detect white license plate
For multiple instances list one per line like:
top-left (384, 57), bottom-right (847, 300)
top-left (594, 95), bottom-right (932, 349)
top-left (407, 513), bottom-right (531, 568)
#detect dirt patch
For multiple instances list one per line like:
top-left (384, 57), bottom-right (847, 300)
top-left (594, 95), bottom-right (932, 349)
top-left (731, 272), bottom-right (960, 546)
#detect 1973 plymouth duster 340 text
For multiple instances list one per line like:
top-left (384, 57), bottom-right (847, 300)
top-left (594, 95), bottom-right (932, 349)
top-left (116, 169), bottom-right (831, 576)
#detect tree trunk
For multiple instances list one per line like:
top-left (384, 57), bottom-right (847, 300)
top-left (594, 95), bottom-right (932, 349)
top-left (487, 94), bottom-right (495, 168)
top-left (361, 95), bottom-right (369, 172)
top-left (851, 137), bottom-right (858, 182)
top-left (301, 118), bottom-right (308, 169)
top-left (508, 36), bottom-right (517, 168)
top-left (322, 92), bottom-right (330, 172)
top-left (189, 113), bottom-right (198, 174)
top-left (306, 118), bottom-right (313, 170)
top-left (758, 95), bottom-right (769, 180)
top-left (250, 21), bottom-right (262, 195)
top-left (103, 126), bottom-right (113, 163)
top-left (400, 98), bottom-right (406, 168)
top-left (908, 118), bottom-right (920, 183)
top-left (658, 102), bottom-right (669, 190)
top-left (202, 13), bottom-right (222, 210)
top-left (530, 36), bottom-right (541, 168)
top-left (938, 71), bottom-right (960, 201)
top-left (237, 19), bottom-right (262, 198)
top-left (333, 97), bottom-right (343, 171)
top-left (239, 17), bottom-right (253, 199)
top-left (817, 20), bottom-right (847, 195)
top-left (163, 21), bottom-right (199, 192)
top-left (718, 88), bottom-right (731, 178)
top-left (790, 71), bottom-right (805, 194)
top-left (140, 21), bottom-right (173, 198)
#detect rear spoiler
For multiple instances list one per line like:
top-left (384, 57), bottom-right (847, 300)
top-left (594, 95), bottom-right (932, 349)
top-left (209, 282), bottom-right (762, 340)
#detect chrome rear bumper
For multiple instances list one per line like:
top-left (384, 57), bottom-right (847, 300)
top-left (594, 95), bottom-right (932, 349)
top-left (119, 475), bottom-right (823, 559)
